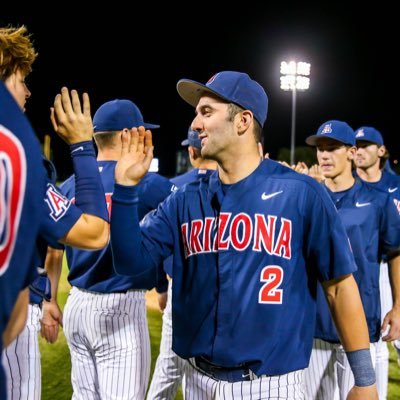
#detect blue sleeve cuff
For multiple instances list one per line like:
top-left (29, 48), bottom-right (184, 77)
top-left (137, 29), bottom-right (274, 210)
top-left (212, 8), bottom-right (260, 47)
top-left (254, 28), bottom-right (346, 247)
top-left (113, 184), bottom-right (140, 205)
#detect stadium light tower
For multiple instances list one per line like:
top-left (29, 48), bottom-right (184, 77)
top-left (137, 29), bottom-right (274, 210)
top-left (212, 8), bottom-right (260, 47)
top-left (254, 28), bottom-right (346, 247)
top-left (280, 61), bottom-right (311, 165)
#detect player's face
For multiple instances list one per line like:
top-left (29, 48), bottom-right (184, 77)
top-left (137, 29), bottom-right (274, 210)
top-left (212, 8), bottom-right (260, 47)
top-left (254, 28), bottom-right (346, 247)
top-left (191, 95), bottom-right (236, 161)
top-left (4, 69), bottom-right (31, 111)
top-left (354, 141), bottom-right (383, 170)
top-left (316, 138), bottom-right (355, 179)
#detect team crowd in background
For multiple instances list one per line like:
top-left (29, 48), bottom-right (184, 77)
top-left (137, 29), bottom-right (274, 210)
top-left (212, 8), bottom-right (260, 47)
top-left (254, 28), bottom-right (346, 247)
top-left (1, 25), bottom-right (400, 400)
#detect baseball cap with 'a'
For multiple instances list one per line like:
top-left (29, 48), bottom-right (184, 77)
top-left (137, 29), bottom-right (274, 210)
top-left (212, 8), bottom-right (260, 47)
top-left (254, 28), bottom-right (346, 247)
top-left (176, 71), bottom-right (268, 127)
top-left (305, 120), bottom-right (355, 146)
top-left (181, 128), bottom-right (201, 149)
top-left (93, 99), bottom-right (159, 132)
top-left (354, 126), bottom-right (384, 146)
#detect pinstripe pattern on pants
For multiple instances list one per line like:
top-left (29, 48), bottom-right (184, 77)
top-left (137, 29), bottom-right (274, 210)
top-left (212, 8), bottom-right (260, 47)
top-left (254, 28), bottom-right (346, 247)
top-left (2, 303), bottom-right (42, 400)
top-left (376, 261), bottom-right (391, 399)
top-left (147, 281), bottom-right (187, 400)
top-left (63, 287), bottom-right (151, 400)
top-left (184, 360), bottom-right (305, 399)
top-left (304, 338), bottom-right (377, 400)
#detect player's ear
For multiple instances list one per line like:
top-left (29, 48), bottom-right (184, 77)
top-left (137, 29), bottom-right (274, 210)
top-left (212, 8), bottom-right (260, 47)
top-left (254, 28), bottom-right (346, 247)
top-left (237, 110), bottom-right (252, 134)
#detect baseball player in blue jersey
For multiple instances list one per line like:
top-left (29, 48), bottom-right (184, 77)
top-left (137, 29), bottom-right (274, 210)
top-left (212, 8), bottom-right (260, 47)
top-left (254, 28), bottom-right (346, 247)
top-left (2, 86), bottom-right (110, 400)
top-left (147, 128), bottom-right (217, 400)
top-left (1, 25), bottom-right (110, 399)
top-left (0, 79), bottom-right (45, 400)
top-left (354, 126), bottom-right (400, 398)
top-left (109, 70), bottom-right (378, 399)
top-left (302, 120), bottom-right (400, 399)
top-left (41, 98), bottom-right (175, 400)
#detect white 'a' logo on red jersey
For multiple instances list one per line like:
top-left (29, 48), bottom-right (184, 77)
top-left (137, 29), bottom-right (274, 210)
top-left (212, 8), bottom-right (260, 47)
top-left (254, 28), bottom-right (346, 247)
top-left (44, 184), bottom-right (71, 221)
top-left (0, 125), bottom-right (27, 276)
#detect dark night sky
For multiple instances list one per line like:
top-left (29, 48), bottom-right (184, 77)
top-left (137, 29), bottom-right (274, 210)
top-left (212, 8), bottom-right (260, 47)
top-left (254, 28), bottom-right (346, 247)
top-left (2, 6), bottom-right (397, 178)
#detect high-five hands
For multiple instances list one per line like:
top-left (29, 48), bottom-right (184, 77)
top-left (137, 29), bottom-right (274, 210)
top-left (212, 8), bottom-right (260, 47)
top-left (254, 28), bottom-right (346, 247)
top-left (115, 126), bottom-right (154, 186)
top-left (50, 87), bottom-right (93, 144)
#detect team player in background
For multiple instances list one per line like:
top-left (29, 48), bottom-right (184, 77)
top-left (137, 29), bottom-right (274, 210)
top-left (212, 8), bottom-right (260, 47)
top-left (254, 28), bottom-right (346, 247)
top-left (303, 120), bottom-right (400, 399)
top-left (1, 25), bottom-right (109, 400)
top-left (41, 99), bottom-right (175, 399)
top-left (109, 70), bottom-right (378, 399)
top-left (353, 126), bottom-right (400, 398)
top-left (0, 79), bottom-right (45, 400)
top-left (147, 128), bottom-right (217, 399)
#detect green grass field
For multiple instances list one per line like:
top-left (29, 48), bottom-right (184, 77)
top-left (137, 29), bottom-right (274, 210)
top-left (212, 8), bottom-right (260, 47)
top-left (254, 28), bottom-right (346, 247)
top-left (40, 264), bottom-right (400, 399)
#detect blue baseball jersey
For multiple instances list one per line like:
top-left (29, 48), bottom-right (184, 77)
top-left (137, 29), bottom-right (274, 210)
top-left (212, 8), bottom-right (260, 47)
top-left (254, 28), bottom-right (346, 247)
top-left (0, 82), bottom-right (46, 397)
top-left (315, 180), bottom-right (400, 343)
top-left (110, 159), bottom-right (357, 376)
top-left (356, 169), bottom-right (400, 194)
top-left (161, 168), bottom-right (216, 277)
top-left (60, 160), bottom-right (175, 292)
top-left (28, 158), bottom-right (73, 305)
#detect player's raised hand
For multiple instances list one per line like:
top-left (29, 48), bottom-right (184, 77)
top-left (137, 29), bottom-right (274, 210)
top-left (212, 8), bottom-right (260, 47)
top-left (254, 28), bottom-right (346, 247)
top-left (40, 300), bottom-right (63, 344)
top-left (50, 87), bottom-right (93, 144)
top-left (294, 161), bottom-right (309, 175)
top-left (309, 164), bottom-right (324, 182)
top-left (346, 384), bottom-right (378, 399)
top-left (115, 126), bottom-right (153, 186)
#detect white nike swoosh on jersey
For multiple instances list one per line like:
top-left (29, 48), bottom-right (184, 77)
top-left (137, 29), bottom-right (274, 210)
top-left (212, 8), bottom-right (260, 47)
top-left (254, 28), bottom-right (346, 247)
top-left (71, 146), bottom-right (84, 153)
top-left (261, 191), bottom-right (283, 200)
top-left (355, 201), bottom-right (371, 207)
top-left (388, 187), bottom-right (398, 193)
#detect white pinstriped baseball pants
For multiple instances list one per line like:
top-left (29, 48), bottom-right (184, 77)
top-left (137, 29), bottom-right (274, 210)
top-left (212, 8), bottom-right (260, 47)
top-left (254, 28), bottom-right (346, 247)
top-left (2, 303), bottom-right (42, 400)
top-left (376, 261), bottom-right (391, 399)
top-left (63, 287), bottom-right (151, 400)
top-left (304, 338), bottom-right (377, 400)
top-left (147, 281), bottom-right (187, 399)
top-left (184, 362), bottom-right (305, 399)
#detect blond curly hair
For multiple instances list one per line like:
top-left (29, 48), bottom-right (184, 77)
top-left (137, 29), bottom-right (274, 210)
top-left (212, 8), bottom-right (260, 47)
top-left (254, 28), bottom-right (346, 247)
top-left (0, 25), bottom-right (38, 81)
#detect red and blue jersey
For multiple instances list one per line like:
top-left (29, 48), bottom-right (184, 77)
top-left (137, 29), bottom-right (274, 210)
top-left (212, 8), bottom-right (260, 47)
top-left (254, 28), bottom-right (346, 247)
top-left (161, 168), bottom-right (216, 277)
top-left (0, 82), bottom-right (46, 397)
top-left (315, 179), bottom-right (400, 343)
top-left (110, 159), bottom-right (357, 376)
top-left (61, 160), bottom-right (175, 292)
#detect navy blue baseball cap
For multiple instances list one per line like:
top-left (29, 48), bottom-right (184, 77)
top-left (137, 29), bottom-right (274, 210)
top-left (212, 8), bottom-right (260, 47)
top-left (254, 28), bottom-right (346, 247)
top-left (355, 126), bottom-right (384, 146)
top-left (306, 120), bottom-right (355, 146)
top-left (176, 71), bottom-right (268, 127)
top-left (93, 99), bottom-right (159, 132)
top-left (181, 128), bottom-right (202, 149)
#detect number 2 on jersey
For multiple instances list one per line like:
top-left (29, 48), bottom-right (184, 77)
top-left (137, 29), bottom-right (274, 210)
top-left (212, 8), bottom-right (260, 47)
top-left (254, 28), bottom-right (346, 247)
top-left (258, 265), bottom-right (283, 304)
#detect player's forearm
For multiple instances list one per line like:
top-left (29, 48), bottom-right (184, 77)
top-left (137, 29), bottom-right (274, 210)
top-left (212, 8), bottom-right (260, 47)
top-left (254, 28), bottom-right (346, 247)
top-left (44, 247), bottom-right (64, 300)
top-left (323, 274), bottom-right (370, 350)
top-left (61, 214), bottom-right (109, 250)
top-left (70, 141), bottom-right (109, 222)
top-left (111, 184), bottom-right (155, 276)
top-left (3, 288), bottom-right (29, 347)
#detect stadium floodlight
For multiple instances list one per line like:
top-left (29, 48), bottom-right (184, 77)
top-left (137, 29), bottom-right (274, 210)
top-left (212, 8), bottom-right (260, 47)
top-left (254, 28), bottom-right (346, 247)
top-left (280, 60), bottom-right (311, 165)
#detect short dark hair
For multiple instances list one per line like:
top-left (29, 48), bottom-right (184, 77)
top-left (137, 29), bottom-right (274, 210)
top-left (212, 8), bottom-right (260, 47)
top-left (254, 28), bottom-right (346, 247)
top-left (93, 131), bottom-right (120, 150)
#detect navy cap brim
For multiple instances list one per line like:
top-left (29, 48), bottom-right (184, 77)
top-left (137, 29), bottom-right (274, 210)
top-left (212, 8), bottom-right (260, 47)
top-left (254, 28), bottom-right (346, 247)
top-left (143, 123), bottom-right (160, 129)
top-left (305, 134), bottom-right (353, 146)
top-left (181, 139), bottom-right (189, 146)
top-left (177, 79), bottom-right (232, 107)
top-left (305, 135), bottom-right (320, 146)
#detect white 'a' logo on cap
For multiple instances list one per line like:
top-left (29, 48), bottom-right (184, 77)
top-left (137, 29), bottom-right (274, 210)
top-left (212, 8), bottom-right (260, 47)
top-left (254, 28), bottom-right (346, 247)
top-left (321, 124), bottom-right (332, 134)
top-left (356, 129), bottom-right (364, 138)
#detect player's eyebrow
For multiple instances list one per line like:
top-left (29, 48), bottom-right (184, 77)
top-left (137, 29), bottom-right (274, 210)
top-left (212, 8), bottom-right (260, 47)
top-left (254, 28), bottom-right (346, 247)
top-left (195, 103), bottom-right (215, 116)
